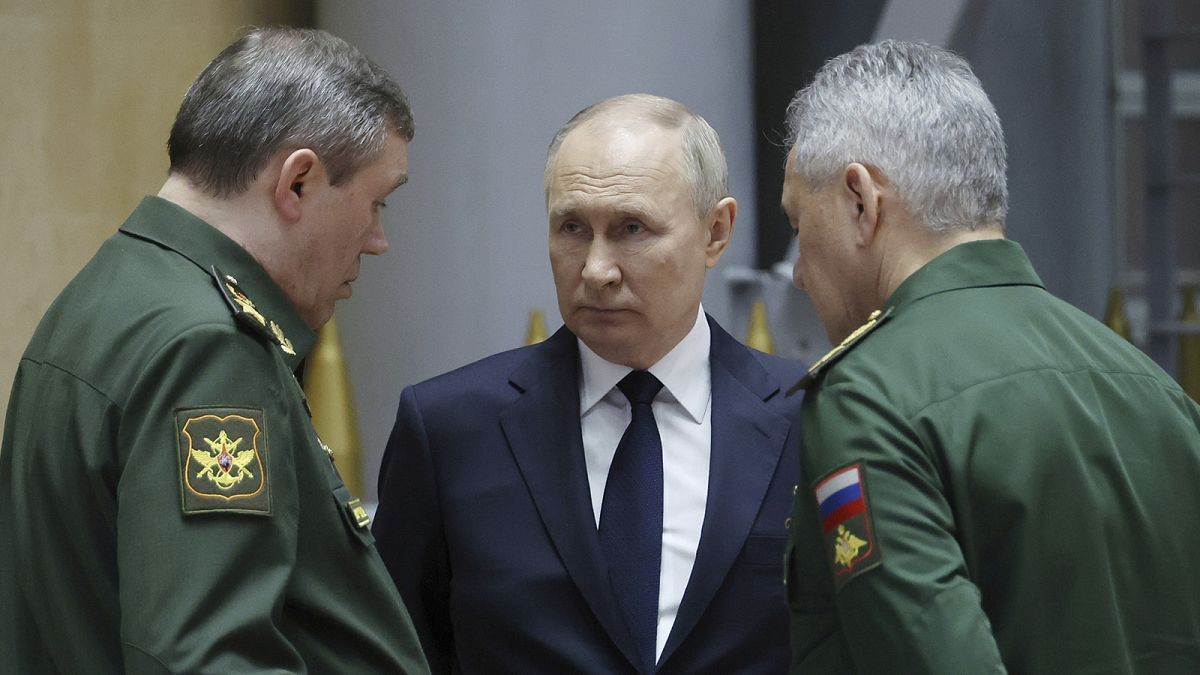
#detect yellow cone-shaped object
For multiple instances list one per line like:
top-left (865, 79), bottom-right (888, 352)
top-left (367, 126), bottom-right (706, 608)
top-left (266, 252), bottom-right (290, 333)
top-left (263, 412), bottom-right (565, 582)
top-left (304, 317), bottom-right (364, 497)
top-left (525, 309), bottom-right (548, 345)
top-left (746, 299), bottom-right (776, 354)
top-left (1103, 287), bottom-right (1132, 342)
top-left (1180, 285), bottom-right (1200, 402)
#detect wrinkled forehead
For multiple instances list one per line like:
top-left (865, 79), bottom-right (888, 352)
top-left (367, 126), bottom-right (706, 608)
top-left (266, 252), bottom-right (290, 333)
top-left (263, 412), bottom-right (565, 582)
top-left (556, 120), bottom-right (683, 175)
top-left (549, 123), bottom-right (687, 204)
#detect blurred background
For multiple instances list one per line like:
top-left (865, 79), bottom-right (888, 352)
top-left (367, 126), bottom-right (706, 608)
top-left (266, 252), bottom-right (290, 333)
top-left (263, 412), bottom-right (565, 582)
top-left (2, 0), bottom-right (1197, 501)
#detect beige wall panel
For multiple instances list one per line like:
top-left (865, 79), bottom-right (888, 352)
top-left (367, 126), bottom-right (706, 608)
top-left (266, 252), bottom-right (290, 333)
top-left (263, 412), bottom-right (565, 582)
top-left (0, 1), bottom-right (311, 432)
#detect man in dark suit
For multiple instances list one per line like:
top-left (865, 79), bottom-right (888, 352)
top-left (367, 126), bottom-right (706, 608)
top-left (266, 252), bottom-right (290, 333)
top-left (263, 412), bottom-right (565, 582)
top-left (373, 93), bottom-right (804, 674)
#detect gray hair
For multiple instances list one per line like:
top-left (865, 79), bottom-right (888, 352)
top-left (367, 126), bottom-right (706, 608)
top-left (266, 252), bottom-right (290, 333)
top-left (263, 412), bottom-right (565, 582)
top-left (785, 40), bottom-right (1007, 232)
top-left (544, 93), bottom-right (728, 218)
top-left (168, 27), bottom-right (414, 198)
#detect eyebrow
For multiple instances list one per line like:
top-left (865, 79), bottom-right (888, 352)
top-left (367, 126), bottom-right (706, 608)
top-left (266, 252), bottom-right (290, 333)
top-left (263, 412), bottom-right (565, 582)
top-left (550, 201), bottom-right (659, 223)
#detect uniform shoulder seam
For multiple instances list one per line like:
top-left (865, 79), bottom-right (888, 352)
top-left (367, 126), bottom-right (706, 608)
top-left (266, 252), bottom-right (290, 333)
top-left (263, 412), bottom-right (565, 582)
top-left (16, 356), bottom-right (121, 409)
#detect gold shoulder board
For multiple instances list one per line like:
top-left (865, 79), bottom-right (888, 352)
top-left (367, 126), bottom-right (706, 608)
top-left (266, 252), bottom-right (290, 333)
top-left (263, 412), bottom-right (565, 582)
top-left (786, 307), bottom-right (893, 395)
top-left (210, 266), bottom-right (294, 354)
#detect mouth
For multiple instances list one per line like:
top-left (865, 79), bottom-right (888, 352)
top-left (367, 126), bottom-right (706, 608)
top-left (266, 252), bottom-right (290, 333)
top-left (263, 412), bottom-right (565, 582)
top-left (576, 306), bottom-right (634, 323)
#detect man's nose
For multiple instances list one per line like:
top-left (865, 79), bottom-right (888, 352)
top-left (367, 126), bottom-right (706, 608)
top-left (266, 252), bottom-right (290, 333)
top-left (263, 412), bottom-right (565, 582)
top-left (364, 220), bottom-right (389, 256)
top-left (580, 240), bottom-right (620, 288)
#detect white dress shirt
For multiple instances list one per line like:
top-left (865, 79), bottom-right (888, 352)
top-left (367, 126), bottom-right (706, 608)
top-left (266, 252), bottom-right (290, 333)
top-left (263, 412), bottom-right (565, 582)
top-left (578, 305), bottom-right (711, 662)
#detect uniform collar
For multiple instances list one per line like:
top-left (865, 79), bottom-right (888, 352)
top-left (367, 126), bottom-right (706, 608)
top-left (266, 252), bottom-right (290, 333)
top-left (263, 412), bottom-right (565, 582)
top-left (119, 195), bottom-right (316, 368)
top-left (884, 239), bottom-right (1044, 313)
top-left (578, 304), bottom-right (711, 423)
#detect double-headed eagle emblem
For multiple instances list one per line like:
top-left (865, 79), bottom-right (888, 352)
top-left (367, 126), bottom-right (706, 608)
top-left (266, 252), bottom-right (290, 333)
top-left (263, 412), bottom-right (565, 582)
top-left (833, 524), bottom-right (868, 569)
top-left (191, 429), bottom-right (257, 490)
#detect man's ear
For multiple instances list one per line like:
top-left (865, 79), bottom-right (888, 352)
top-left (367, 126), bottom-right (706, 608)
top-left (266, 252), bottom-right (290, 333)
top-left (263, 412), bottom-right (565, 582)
top-left (273, 148), bottom-right (322, 223)
top-left (704, 196), bottom-right (736, 268)
top-left (844, 162), bottom-right (881, 247)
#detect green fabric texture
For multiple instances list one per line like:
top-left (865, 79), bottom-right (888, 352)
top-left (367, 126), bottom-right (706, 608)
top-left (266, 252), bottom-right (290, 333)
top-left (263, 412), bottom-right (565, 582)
top-left (1, 196), bottom-right (429, 674)
top-left (786, 240), bottom-right (1200, 674)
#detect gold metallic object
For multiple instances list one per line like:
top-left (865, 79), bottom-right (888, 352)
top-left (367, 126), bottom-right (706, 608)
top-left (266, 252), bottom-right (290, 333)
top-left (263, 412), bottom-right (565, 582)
top-left (833, 525), bottom-right (867, 568)
top-left (304, 318), bottom-right (364, 497)
top-left (1103, 287), bottom-right (1132, 342)
top-left (525, 309), bottom-right (548, 345)
top-left (1179, 285), bottom-right (1200, 402)
top-left (348, 498), bottom-right (371, 529)
top-left (808, 309), bottom-right (883, 375)
top-left (745, 299), bottom-right (776, 354)
top-left (224, 276), bottom-right (267, 327)
top-left (270, 320), bottom-right (296, 356)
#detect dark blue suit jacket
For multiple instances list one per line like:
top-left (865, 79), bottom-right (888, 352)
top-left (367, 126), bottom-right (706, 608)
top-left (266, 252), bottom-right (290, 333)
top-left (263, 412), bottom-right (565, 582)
top-left (374, 317), bottom-right (805, 673)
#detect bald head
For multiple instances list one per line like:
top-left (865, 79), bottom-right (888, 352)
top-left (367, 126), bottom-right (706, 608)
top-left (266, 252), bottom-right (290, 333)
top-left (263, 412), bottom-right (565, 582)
top-left (543, 93), bottom-right (728, 218)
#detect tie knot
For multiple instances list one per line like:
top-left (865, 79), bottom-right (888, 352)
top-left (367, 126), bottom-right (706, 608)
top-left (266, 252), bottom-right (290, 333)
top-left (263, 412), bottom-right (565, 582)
top-left (617, 370), bottom-right (663, 405)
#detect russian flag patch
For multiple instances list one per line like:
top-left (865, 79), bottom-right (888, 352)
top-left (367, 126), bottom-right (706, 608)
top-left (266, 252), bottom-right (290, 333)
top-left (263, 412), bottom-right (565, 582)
top-left (813, 463), bottom-right (880, 589)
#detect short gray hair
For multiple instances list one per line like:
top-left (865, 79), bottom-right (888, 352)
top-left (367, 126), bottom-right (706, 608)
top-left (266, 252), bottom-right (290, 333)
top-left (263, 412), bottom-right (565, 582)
top-left (544, 94), bottom-right (728, 218)
top-left (168, 27), bottom-right (414, 198)
top-left (786, 40), bottom-right (1007, 232)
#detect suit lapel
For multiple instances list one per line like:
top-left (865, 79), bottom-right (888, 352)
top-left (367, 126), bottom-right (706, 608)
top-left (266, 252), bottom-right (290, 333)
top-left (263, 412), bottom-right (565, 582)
top-left (659, 318), bottom-right (791, 667)
top-left (498, 328), bottom-right (641, 670)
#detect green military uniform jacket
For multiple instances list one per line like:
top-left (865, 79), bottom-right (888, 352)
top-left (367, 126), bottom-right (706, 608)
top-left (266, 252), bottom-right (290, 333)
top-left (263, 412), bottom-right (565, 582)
top-left (785, 240), bottom-right (1200, 673)
top-left (1, 197), bottom-right (429, 674)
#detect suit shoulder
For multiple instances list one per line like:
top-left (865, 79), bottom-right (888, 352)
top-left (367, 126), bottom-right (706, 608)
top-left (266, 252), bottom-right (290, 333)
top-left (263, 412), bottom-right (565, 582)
top-left (415, 344), bottom-right (535, 389)
top-left (747, 348), bottom-right (807, 380)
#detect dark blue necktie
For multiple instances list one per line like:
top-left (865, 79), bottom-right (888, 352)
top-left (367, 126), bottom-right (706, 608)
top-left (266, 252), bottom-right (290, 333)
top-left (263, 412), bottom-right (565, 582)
top-left (599, 370), bottom-right (664, 673)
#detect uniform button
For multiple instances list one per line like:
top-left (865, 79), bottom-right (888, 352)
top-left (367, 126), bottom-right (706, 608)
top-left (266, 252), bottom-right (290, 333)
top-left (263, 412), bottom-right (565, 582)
top-left (784, 517), bottom-right (792, 528)
top-left (792, 484), bottom-right (798, 496)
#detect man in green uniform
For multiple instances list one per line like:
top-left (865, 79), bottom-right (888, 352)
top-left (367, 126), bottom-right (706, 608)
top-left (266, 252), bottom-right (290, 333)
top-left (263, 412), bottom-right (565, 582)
top-left (780, 40), bottom-right (1200, 673)
top-left (0, 27), bottom-right (429, 673)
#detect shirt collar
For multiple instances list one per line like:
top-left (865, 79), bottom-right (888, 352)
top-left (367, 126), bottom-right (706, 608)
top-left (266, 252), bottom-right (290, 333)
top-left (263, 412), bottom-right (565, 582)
top-left (578, 305), bottom-right (711, 423)
top-left (884, 239), bottom-right (1045, 313)
top-left (118, 195), bottom-right (316, 369)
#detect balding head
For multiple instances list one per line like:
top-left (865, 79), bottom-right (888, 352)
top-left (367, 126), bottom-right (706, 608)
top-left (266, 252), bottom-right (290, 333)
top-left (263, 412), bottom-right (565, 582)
top-left (544, 93), bottom-right (728, 218)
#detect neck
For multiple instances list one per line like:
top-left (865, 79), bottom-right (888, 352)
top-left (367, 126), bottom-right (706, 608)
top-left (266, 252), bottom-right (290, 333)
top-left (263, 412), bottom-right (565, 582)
top-left (875, 222), bottom-right (1005, 305)
top-left (157, 174), bottom-right (281, 271)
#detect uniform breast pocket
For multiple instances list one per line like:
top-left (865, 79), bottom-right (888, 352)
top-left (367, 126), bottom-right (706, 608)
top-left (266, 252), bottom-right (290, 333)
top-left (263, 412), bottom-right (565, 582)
top-left (331, 484), bottom-right (375, 547)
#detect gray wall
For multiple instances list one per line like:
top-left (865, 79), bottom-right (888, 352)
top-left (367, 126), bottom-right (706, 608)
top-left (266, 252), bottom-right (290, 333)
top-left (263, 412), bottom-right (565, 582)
top-left (952, 0), bottom-right (1113, 317)
top-left (867, 1), bottom-right (1115, 315)
top-left (317, 2), bottom-right (757, 500)
top-left (318, 1), bottom-right (1118, 500)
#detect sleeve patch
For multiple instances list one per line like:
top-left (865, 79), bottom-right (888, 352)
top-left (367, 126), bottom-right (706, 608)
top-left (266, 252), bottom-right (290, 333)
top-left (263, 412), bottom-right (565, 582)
top-left (814, 462), bottom-right (880, 590)
top-left (176, 407), bottom-right (271, 515)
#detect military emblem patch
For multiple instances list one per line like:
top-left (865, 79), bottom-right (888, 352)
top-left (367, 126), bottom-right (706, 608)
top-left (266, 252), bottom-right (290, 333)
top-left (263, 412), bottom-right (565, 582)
top-left (814, 463), bottom-right (880, 590)
top-left (176, 408), bottom-right (270, 515)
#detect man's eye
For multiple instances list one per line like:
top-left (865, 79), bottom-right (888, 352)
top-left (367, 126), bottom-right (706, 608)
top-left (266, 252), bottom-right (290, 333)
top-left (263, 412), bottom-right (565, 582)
top-left (374, 200), bottom-right (388, 210)
top-left (624, 222), bottom-right (645, 235)
top-left (561, 221), bottom-right (582, 234)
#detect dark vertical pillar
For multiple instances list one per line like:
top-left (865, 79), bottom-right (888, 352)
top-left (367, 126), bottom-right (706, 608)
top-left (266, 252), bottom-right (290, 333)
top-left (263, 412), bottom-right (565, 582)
top-left (1144, 0), bottom-right (1177, 371)
top-left (752, 0), bottom-right (887, 268)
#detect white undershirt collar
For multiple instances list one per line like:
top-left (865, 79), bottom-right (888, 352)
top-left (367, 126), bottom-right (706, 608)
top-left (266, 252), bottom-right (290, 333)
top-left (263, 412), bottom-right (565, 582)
top-left (577, 305), bottom-right (710, 423)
